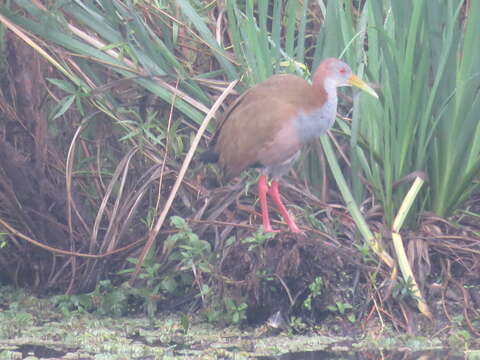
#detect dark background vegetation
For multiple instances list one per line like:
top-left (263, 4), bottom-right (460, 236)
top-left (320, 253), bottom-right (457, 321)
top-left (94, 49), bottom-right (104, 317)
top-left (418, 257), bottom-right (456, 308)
top-left (0, 0), bottom-right (479, 336)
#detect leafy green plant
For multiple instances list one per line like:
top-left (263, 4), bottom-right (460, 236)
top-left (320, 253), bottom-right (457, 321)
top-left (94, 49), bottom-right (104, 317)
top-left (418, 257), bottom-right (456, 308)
top-left (0, 308), bottom-right (34, 338)
top-left (180, 313), bottom-right (190, 334)
top-left (289, 316), bottom-right (308, 334)
top-left (119, 251), bottom-right (165, 318)
top-left (119, 216), bottom-right (213, 317)
top-left (204, 296), bottom-right (248, 325)
top-left (52, 216), bottom-right (213, 318)
top-left (303, 276), bottom-right (323, 311)
top-left (52, 293), bottom-right (94, 317)
top-left (327, 301), bottom-right (355, 323)
top-left (52, 280), bottom-right (129, 317)
top-left (327, 301), bottom-right (353, 315)
top-left (241, 227), bottom-right (276, 251)
top-left (448, 329), bottom-right (472, 350)
top-left (167, 216), bottom-right (212, 274)
top-left (392, 276), bottom-right (417, 302)
top-left (225, 297), bottom-right (248, 324)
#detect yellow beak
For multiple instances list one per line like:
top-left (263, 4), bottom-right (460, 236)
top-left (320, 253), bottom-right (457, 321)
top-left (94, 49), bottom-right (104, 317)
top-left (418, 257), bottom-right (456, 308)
top-left (347, 74), bottom-right (378, 99)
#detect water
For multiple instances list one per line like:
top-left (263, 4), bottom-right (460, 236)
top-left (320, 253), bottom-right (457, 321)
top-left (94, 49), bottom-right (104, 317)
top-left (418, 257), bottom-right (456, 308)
top-left (256, 349), bottom-right (463, 360)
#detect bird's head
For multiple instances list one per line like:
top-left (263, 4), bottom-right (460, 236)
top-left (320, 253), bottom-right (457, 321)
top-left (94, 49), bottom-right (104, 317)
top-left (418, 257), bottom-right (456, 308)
top-left (313, 58), bottom-right (378, 99)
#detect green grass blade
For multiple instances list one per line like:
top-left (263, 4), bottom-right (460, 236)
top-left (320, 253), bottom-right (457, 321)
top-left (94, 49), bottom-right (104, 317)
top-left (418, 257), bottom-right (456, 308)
top-left (176, 0), bottom-right (238, 80)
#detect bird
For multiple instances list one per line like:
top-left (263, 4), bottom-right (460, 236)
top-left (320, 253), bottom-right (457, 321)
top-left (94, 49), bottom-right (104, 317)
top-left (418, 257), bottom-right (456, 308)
top-left (202, 58), bottom-right (378, 233)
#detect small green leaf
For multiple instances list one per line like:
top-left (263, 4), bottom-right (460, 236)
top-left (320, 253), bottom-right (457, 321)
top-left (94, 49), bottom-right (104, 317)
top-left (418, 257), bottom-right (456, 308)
top-left (225, 236), bottom-right (236, 247)
top-left (326, 305), bottom-right (337, 312)
top-left (47, 78), bottom-right (77, 93)
top-left (51, 95), bottom-right (76, 120)
top-left (180, 314), bottom-right (190, 334)
top-left (347, 314), bottom-right (356, 323)
top-left (160, 277), bottom-right (177, 293)
top-left (170, 216), bottom-right (186, 229)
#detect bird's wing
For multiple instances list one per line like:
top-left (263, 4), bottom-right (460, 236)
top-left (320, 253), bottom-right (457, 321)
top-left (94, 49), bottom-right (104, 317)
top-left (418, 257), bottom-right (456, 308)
top-left (214, 75), bottom-right (313, 179)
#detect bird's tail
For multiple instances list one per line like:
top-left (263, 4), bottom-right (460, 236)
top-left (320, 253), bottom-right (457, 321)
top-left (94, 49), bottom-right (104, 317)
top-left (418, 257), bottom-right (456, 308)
top-left (199, 150), bottom-right (219, 163)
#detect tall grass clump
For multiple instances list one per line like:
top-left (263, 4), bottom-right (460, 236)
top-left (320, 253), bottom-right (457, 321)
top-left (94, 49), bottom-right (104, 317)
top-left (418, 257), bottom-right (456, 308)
top-left (0, 0), bottom-right (237, 294)
top-left (359, 1), bottom-right (480, 223)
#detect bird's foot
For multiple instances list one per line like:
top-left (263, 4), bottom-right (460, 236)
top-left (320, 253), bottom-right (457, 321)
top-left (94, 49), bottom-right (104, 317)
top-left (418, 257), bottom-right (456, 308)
top-left (287, 222), bottom-right (304, 235)
top-left (262, 225), bottom-right (281, 233)
top-left (263, 222), bottom-right (303, 234)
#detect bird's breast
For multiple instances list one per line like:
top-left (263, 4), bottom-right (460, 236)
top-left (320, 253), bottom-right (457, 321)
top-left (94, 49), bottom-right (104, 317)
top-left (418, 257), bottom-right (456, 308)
top-left (295, 96), bottom-right (337, 143)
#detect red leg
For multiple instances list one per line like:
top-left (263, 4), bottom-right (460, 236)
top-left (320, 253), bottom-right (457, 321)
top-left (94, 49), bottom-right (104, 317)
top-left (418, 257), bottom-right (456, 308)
top-left (258, 175), bottom-right (277, 233)
top-left (268, 180), bottom-right (302, 233)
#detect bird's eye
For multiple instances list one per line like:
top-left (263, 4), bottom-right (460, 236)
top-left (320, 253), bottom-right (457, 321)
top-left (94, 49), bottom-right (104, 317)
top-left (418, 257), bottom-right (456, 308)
top-left (339, 67), bottom-right (348, 74)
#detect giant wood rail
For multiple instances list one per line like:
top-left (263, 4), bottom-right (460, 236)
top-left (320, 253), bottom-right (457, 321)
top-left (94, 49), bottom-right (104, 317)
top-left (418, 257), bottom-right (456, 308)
top-left (203, 58), bottom-right (378, 233)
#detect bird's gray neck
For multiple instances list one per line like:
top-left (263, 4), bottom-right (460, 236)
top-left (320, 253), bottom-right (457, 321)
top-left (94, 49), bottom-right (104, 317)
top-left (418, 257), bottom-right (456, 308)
top-left (296, 79), bottom-right (338, 143)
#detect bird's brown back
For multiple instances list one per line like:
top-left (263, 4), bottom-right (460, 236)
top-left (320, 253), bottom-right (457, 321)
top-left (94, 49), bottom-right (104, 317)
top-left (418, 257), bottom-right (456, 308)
top-left (213, 74), bottom-right (327, 179)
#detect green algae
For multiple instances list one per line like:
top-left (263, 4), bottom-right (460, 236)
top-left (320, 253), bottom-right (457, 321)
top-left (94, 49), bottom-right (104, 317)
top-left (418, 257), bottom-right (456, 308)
top-left (0, 287), bottom-right (474, 359)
